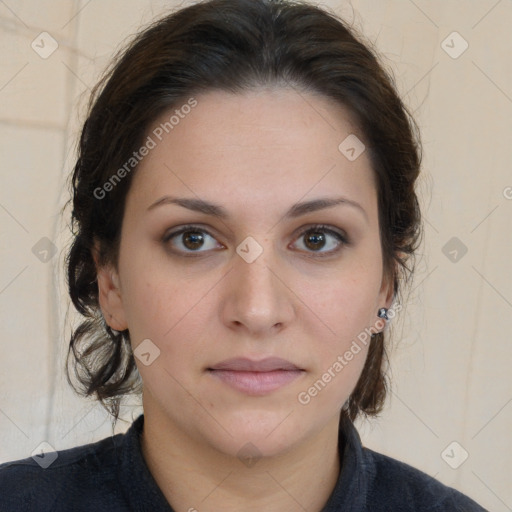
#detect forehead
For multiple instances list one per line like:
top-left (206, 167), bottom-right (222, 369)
top-left (126, 88), bottom-right (377, 217)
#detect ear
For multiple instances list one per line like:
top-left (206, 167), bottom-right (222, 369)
top-left (92, 241), bottom-right (128, 332)
top-left (378, 259), bottom-right (398, 312)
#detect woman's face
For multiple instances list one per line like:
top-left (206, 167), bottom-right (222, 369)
top-left (99, 88), bottom-right (393, 457)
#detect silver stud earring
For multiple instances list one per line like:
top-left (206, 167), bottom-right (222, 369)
top-left (377, 308), bottom-right (389, 320)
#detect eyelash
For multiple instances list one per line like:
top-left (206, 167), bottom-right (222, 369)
top-left (162, 224), bottom-right (350, 258)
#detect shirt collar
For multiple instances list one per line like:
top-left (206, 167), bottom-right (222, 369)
top-left (115, 414), bottom-right (174, 511)
top-left (320, 413), bottom-right (371, 511)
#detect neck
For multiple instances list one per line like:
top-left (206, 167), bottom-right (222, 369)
top-left (140, 404), bottom-right (342, 512)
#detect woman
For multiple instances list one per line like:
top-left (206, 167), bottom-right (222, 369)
top-left (0, 0), bottom-right (487, 510)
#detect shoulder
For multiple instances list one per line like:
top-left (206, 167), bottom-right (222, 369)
top-left (363, 447), bottom-right (488, 511)
top-left (0, 432), bottom-right (127, 512)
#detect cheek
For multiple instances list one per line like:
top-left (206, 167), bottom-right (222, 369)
top-left (290, 265), bottom-right (380, 392)
top-left (121, 260), bottom-right (219, 366)
top-left (296, 265), bottom-right (380, 335)
top-left (295, 273), bottom-right (374, 407)
top-left (296, 341), bottom-right (369, 413)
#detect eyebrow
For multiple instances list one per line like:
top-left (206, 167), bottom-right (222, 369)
top-left (146, 195), bottom-right (368, 222)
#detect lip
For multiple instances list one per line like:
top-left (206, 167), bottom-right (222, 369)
top-left (208, 357), bottom-right (302, 372)
top-left (207, 357), bottom-right (305, 395)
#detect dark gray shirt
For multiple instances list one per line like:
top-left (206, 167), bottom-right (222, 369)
top-left (0, 414), bottom-right (487, 511)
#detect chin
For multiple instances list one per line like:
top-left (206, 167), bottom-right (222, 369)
top-left (202, 408), bottom-right (312, 459)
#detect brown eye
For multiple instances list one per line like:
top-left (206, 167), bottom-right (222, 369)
top-left (304, 231), bottom-right (326, 251)
top-left (291, 225), bottom-right (348, 255)
top-left (182, 231), bottom-right (205, 250)
top-left (163, 226), bottom-right (223, 254)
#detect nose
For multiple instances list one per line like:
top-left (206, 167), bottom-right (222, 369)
top-left (219, 248), bottom-right (296, 337)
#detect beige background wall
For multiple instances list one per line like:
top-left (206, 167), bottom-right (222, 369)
top-left (1, 1), bottom-right (511, 510)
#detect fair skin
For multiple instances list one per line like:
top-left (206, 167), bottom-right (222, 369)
top-left (95, 88), bottom-right (394, 512)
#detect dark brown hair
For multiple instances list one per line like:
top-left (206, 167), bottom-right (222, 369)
top-left (65, 0), bottom-right (422, 422)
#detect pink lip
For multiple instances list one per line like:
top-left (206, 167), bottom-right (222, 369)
top-left (208, 357), bottom-right (302, 372)
top-left (207, 357), bottom-right (305, 395)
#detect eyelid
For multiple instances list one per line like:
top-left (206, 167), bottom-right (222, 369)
top-left (163, 224), bottom-right (217, 242)
top-left (294, 224), bottom-right (349, 242)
